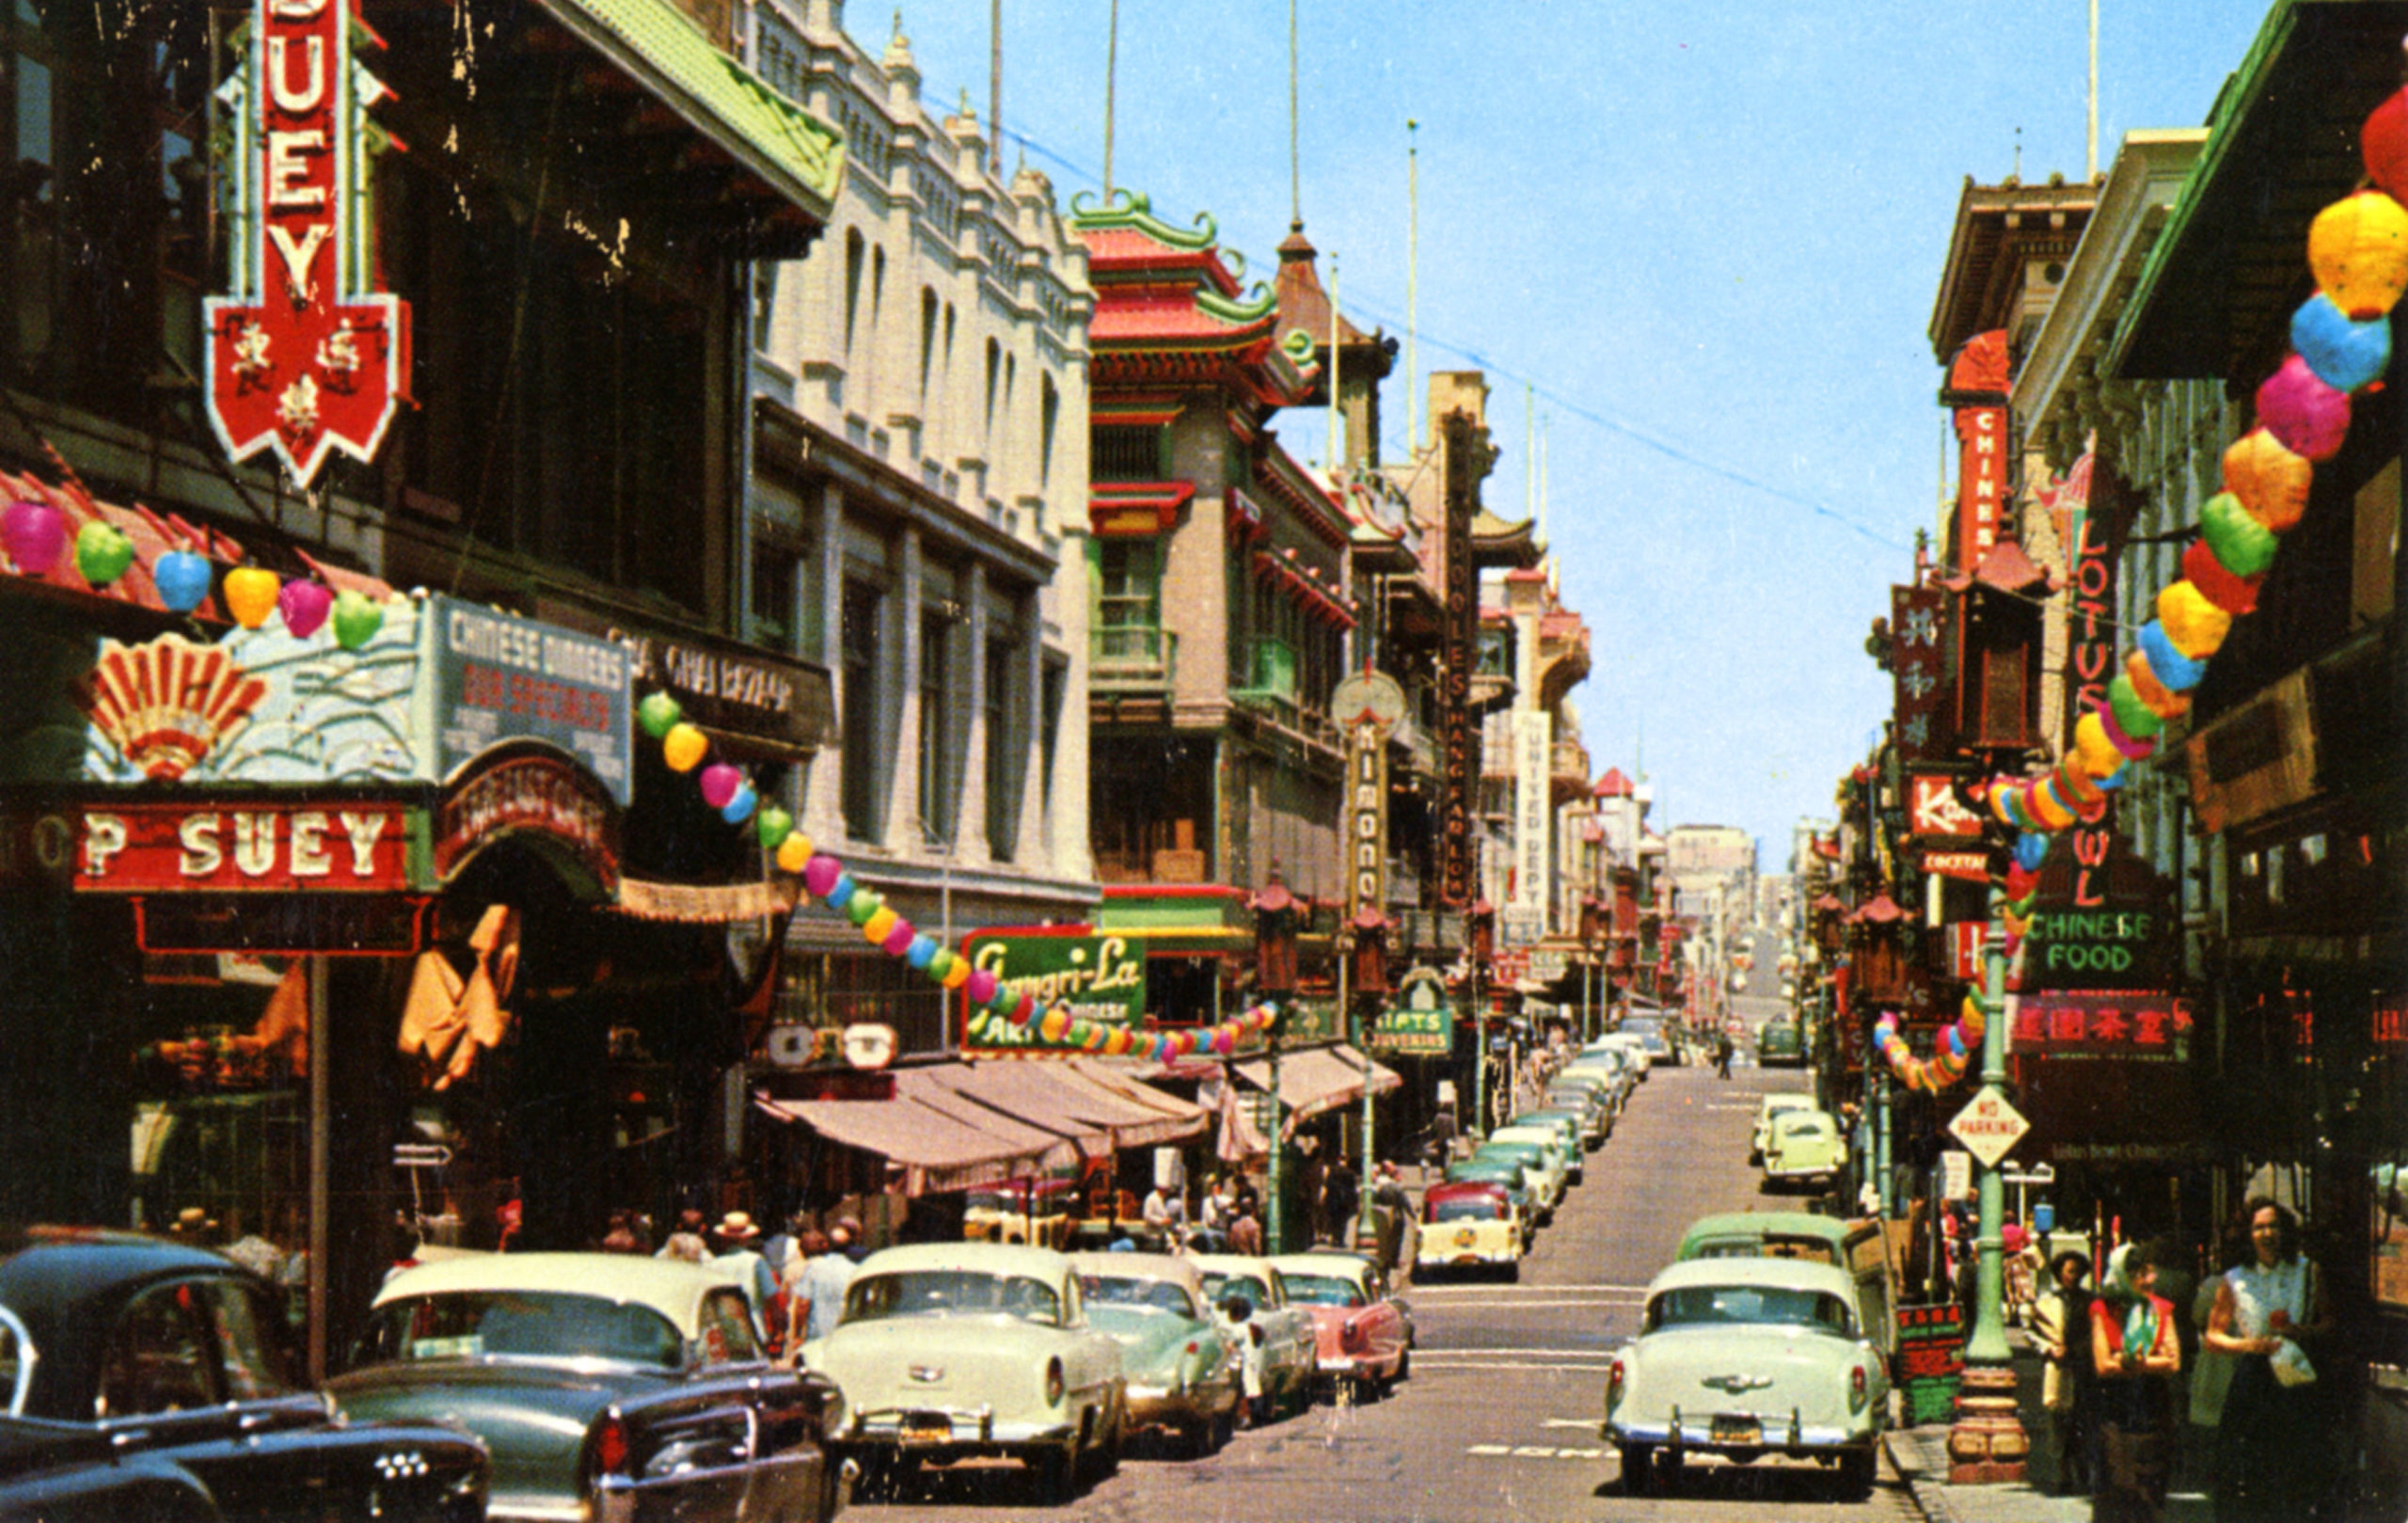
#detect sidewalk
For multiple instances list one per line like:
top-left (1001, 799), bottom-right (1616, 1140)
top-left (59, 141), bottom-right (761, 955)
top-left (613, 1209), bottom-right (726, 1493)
top-left (1886, 1333), bottom-right (2212, 1523)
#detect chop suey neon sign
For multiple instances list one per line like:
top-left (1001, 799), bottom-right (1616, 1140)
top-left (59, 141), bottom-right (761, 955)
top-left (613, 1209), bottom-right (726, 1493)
top-left (205, 0), bottom-right (410, 486)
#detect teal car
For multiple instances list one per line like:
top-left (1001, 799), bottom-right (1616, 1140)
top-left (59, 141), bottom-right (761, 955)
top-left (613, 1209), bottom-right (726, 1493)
top-left (1491, 1123), bottom-right (1578, 1193)
top-left (1510, 1110), bottom-right (1587, 1179)
top-left (1069, 1253), bottom-right (1241, 1456)
top-left (332, 1252), bottom-right (847, 1523)
top-left (1757, 1019), bottom-right (1806, 1067)
top-left (1469, 1139), bottom-right (1562, 1220)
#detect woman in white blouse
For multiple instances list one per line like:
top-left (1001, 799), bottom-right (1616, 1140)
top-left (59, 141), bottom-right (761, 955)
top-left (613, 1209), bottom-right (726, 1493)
top-left (2200, 1199), bottom-right (2330, 1523)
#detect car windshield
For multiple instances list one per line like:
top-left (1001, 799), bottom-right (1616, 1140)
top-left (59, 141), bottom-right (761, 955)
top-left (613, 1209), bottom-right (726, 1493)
top-left (358, 1291), bottom-right (690, 1368)
top-left (1280, 1274), bottom-right (1368, 1309)
top-left (1780, 1120), bottom-right (1830, 1139)
top-left (1081, 1277), bottom-right (1197, 1317)
top-left (1197, 1272), bottom-right (1270, 1308)
top-left (1691, 1237), bottom-right (1841, 1266)
top-left (842, 1269), bottom-right (1063, 1327)
top-left (967, 1183), bottom-right (1072, 1213)
top-left (1648, 1285), bottom-right (1854, 1336)
top-left (1428, 1198), bottom-right (1506, 1224)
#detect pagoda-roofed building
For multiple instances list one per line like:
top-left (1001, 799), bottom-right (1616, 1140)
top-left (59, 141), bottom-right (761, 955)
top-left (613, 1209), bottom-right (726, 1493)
top-left (1273, 221), bottom-right (1398, 470)
top-left (1069, 190), bottom-right (1359, 1025)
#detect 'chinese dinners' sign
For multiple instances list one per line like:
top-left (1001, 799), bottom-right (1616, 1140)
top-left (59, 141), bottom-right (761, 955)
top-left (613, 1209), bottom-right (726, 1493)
top-left (2013, 992), bottom-right (2193, 1059)
top-left (960, 931), bottom-right (1147, 1053)
top-left (430, 596), bottom-right (633, 804)
top-left (204, 0), bottom-right (409, 485)
top-left (73, 800), bottom-right (415, 892)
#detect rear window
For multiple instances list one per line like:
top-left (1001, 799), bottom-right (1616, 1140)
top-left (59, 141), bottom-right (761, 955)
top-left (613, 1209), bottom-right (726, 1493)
top-left (356, 1292), bottom-right (687, 1369)
top-left (1648, 1285), bottom-right (1854, 1336)
top-left (1427, 1198), bottom-right (1506, 1224)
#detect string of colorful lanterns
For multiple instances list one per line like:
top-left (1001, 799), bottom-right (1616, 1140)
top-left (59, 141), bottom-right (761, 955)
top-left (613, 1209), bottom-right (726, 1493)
top-left (0, 497), bottom-right (387, 648)
top-left (1875, 994), bottom-right (1988, 1093)
top-left (1975, 75), bottom-right (2408, 921)
top-left (637, 689), bottom-right (1278, 1058)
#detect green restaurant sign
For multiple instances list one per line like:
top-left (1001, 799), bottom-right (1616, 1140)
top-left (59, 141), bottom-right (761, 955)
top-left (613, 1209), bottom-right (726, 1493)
top-left (1371, 968), bottom-right (1455, 1057)
top-left (960, 930), bottom-right (1147, 1054)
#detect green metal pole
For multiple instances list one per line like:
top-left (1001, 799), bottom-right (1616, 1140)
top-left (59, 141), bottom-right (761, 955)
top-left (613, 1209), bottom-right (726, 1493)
top-left (1266, 1028), bottom-right (1285, 1253)
top-left (1964, 896), bottom-right (2012, 1364)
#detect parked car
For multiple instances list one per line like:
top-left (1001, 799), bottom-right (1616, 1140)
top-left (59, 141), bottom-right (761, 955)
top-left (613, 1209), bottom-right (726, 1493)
top-left (335, 1249), bottom-right (843, 1523)
top-left (964, 1177), bottom-right (1080, 1248)
top-left (0, 1229), bottom-right (487, 1523)
top-left (1443, 1158), bottom-right (1538, 1240)
top-left (1672, 1211), bottom-right (1898, 1366)
top-left (1492, 1122), bottom-right (1580, 1190)
top-left (798, 1242), bottom-right (1124, 1501)
top-left (1469, 1138), bottom-right (1564, 1218)
top-left (1507, 1110), bottom-right (1586, 1180)
top-left (1590, 1032), bottom-right (1653, 1082)
top-left (1189, 1254), bottom-right (1317, 1420)
top-left (1757, 1019), bottom-right (1806, 1067)
top-left (1750, 1093), bottom-right (1818, 1163)
top-left (1066, 1253), bottom-right (1240, 1456)
top-left (1761, 1108), bottom-right (1847, 1192)
top-left (1266, 1251), bottom-right (1412, 1398)
top-left (1417, 1182), bottom-right (1524, 1280)
top-left (1603, 1258), bottom-right (1887, 1499)
top-left (1618, 1016), bottom-right (1678, 1068)
top-left (1542, 1081), bottom-right (1614, 1147)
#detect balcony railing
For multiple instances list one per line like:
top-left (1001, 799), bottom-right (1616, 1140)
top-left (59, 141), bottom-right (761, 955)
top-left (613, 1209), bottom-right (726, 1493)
top-left (1091, 627), bottom-right (1177, 691)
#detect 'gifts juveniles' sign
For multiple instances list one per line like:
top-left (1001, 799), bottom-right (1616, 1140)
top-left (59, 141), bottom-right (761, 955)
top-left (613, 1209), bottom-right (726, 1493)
top-left (205, 0), bottom-right (409, 485)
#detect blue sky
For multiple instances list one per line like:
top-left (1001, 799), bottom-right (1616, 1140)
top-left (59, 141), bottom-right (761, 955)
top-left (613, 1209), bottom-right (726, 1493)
top-left (883, 1), bottom-right (2270, 863)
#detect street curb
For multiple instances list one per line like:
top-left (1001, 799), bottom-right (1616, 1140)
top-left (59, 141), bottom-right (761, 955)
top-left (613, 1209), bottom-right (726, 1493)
top-left (1884, 1429), bottom-right (1961, 1523)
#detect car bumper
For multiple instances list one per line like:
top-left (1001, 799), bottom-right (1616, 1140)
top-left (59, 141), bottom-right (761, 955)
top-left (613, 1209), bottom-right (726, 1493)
top-left (845, 1404), bottom-right (1075, 1454)
top-left (1125, 1380), bottom-right (1233, 1431)
top-left (1419, 1248), bottom-right (1517, 1267)
top-left (1605, 1414), bottom-right (1871, 1457)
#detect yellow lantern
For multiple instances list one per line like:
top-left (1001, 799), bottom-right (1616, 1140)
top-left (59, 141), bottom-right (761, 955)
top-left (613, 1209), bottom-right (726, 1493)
top-left (2308, 191), bottom-right (2408, 320)
top-left (662, 722), bottom-right (707, 772)
top-left (2158, 579), bottom-right (2233, 659)
top-left (2073, 710), bottom-right (2124, 778)
top-left (862, 906), bottom-right (899, 944)
top-left (2028, 778), bottom-right (2075, 831)
top-left (942, 959), bottom-right (972, 990)
top-left (223, 566), bottom-right (280, 630)
top-left (775, 833), bottom-right (814, 874)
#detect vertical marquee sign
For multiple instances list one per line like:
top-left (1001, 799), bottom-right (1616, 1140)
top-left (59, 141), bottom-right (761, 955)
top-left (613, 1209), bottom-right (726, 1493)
top-left (1332, 670), bottom-right (1404, 924)
top-left (1438, 409), bottom-right (1480, 908)
top-left (206, 0), bottom-right (410, 485)
top-left (1941, 329), bottom-right (2009, 578)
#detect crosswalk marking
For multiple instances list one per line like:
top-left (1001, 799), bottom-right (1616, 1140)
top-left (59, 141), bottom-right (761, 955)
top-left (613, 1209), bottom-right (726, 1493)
top-left (1407, 1281), bottom-right (1649, 1295)
top-left (1465, 1445), bottom-right (1604, 1461)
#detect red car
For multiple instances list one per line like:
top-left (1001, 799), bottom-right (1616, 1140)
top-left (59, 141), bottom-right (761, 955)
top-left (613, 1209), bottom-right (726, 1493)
top-left (1267, 1250), bottom-right (1413, 1399)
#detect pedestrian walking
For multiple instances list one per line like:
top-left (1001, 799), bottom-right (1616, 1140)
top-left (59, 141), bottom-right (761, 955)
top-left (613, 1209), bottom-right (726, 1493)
top-left (2035, 1248), bottom-right (2096, 1496)
top-left (2090, 1241), bottom-right (2181, 1523)
top-left (711, 1212), bottom-right (779, 1325)
top-left (789, 1229), bottom-right (859, 1347)
top-left (2201, 1199), bottom-right (2332, 1523)
top-left (1713, 1030), bottom-right (1734, 1079)
top-left (1216, 1293), bottom-right (1270, 1426)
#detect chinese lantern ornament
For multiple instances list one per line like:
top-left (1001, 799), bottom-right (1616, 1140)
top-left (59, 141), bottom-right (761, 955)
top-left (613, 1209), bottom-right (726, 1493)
top-left (2, 500), bottom-right (66, 575)
top-left (154, 549), bottom-right (213, 613)
top-left (774, 832), bottom-right (814, 874)
top-left (277, 579), bottom-right (333, 638)
top-left (661, 723), bottom-right (707, 773)
top-left (2221, 429), bottom-right (2312, 534)
top-left (2255, 355), bottom-right (2351, 463)
top-left (2307, 190), bottom-right (2408, 321)
top-left (330, 589), bottom-right (384, 649)
top-left (755, 805), bottom-right (793, 849)
top-left (73, 521), bottom-right (134, 586)
top-left (699, 763), bottom-right (741, 810)
top-left (2366, 87), bottom-right (2408, 201)
top-left (2290, 293), bottom-right (2392, 392)
top-left (720, 782), bottom-right (757, 825)
top-left (222, 566), bottom-right (280, 630)
top-left (638, 690), bottom-right (683, 739)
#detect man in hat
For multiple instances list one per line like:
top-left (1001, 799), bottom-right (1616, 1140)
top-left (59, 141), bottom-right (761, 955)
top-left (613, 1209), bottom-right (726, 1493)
top-left (712, 1212), bottom-right (778, 1325)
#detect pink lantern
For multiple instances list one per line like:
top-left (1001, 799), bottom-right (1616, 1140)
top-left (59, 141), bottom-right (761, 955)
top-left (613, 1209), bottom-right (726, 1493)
top-left (277, 579), bottom-right (334, 638)
top-left (1, 500), bottom-right (66, 575)
top-left (699, 764), bottom-right (742, 810)
top-left (965, 968), bottom-right (999, 1006)
top-left (2256, 355), bottom-right (2351, 462)
top-left (803, 854), bottom-right (842, 898)
top-left (880, 921), bottom-right (916, 956)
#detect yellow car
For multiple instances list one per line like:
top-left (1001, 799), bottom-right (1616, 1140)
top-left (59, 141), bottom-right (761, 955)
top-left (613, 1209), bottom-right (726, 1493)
top-left (1417, 1181), bottom-right (1524, 1280)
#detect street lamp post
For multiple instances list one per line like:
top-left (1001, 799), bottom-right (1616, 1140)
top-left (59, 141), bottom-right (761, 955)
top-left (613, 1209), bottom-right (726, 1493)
top-left (1252, 867), bottom-right (1301, 1254)
top-left (1946, 871), bottom-right (2029, 1483)
top-left (1347, 906), bottom-right (1388, 1244)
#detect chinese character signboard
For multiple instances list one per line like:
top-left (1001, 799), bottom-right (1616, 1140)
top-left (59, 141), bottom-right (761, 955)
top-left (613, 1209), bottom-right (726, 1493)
top-left (429, 596), bottom-right (634, 805)
top-left (1371, 968), bottom-right (1454, 1057)
top-left (2012, 992), bottom-right (2193, 1060)
top-left (205, 0), bottom-right (409, 485)
top-left (1896, 1303), bottom-right (1965, 1424)
top-left (959, 931), bottom-right (1147, 1055)
top-left (1893, 586), bottom-right (1949, 763)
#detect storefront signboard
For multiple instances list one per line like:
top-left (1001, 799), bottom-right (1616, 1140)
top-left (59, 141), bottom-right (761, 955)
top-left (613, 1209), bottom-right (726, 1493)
top-left (1897, 1303), bottom-right (1966, 1423)
top-left (1371, 968), bottom-right (1453, 1058)
top-left (959, 930), bottom-right (1147, 1054)
top-left (626, 628), bottom-right (834, 759)
top-left (2011, 992), bottom-right (2193, 1060)
top-left (1893, 592), bottom-right (1950, 764)
top-left (2020, 825), bottom-right (2174, 992)
top-left (71, 798), bottom-right (420, 893)
top-left (428, 595), bottom-right (633, 805)
top-left (203, 0), bottom-right (407, 486)
top-left (434, 747), bottom-right (620, 894)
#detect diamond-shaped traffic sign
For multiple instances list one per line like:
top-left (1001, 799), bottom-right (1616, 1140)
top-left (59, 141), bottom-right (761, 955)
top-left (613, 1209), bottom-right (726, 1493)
top-left (1947, 1087), bottom-right (2030, 1168)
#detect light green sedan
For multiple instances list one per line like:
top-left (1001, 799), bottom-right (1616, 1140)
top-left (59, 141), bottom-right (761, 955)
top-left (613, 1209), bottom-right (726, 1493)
top-left (800, 1243), bottom-right (1126, 1502)
top-left (1761, 1108), bottom-right (1847, 1191)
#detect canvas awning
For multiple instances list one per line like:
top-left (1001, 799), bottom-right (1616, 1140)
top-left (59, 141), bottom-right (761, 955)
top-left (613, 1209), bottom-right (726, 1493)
top-left (752, 1086), bottom-right (1078, 1198)
top-left (1232, 1042), bottom-right (1403, 1125)
top-left (911, 1062), bottom-right (1116, 1156)
top-left (958, 1059), bottom-right (1207, 1150)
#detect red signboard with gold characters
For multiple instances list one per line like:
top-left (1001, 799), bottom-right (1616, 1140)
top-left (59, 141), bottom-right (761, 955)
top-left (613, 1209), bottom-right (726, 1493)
top-left (204, 0), bottom-right (410, 485)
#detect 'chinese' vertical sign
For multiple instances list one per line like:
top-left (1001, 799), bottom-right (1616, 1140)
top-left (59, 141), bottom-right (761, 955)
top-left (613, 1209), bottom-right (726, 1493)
top-left (1941, 329), bottom-right (2010, 578)
top-left (1892, 583), bottom-right (1946, 763)
top-left (1438, 409), bottom-right (1479, 908)
top-left (206, 0), bottom-right (410, 485)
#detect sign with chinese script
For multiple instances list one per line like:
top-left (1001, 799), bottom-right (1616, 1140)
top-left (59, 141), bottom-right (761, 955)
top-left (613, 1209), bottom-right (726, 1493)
top-left (1909, 773), bottom-right (1980, 837)
top-left (1371, 968), bottom-right (1454, 1057)
top-left (205, 0), bottom-right (409, 485)
top-left (72, 799), bottom-right (418, 893)
top-left (2012, 992), bottom-right (2193, 1060)
top-left (430, 596), bottom-right (633, 804)
top-left (1893, 585), bottom-right (1949, 763)
top-left (1896, 1303), bottom-right (1965, 1423)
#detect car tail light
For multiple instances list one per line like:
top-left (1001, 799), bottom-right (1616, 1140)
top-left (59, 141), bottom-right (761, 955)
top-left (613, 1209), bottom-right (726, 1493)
top-left (593, 1413), bottom-right (630, 1477)
top-left (1184, 1340), bottom-right (1200, 1356)
top-left (1044, 1358), bottom-right (1066, 1405)
top-left (1607, 1358), bottom-right (1624, 1406)
top-left (1850, 1365), bottom-right (1868, 1408)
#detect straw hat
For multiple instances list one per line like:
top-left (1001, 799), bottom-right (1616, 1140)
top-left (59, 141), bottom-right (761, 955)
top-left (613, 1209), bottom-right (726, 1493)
top-left (173, 1206), bottom-right (217, 1233)
top-left (716, 1211), bottom-right (761, 1243)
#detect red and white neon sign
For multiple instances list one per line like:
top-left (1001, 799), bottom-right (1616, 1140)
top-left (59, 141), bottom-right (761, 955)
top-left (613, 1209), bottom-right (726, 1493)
top-left (204, 0), bottom-right (410, 486)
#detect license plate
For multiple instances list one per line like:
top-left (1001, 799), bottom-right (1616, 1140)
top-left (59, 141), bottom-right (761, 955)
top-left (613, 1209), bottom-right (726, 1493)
top-left (902, 1424), bottom-right (950, 1445)
top-left (1710, 1415), bottom-right (1761, 1445)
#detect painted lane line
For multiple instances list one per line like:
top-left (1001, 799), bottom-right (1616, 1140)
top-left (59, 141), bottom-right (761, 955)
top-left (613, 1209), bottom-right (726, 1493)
top-left (1405, 1282), bottom-right (1651, 1295)
top-left (1410, 1298), bottom-right (1642, 1310)
top-left (1410, 1346), bottom-right (1619, 1357)
top-left (1464, 1446), bottom-right (1607, 1461)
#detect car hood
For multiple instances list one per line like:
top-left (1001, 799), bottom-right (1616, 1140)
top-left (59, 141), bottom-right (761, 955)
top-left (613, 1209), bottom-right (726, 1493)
top-left (1619, 1325), bottom-right (1870, 1426)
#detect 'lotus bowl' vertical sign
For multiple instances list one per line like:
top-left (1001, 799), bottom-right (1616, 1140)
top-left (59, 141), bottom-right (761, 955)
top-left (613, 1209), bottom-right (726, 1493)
top-left (205, 0), bottom-right (410, 485)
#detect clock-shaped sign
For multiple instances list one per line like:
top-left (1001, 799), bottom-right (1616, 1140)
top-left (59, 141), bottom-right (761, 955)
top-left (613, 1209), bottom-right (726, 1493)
top-left (1331, 670), bottom-right (1406, 735)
